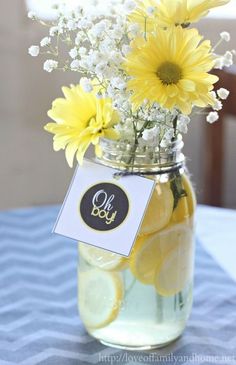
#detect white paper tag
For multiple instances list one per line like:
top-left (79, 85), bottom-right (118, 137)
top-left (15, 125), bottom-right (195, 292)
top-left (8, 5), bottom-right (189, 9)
top-left (54, 160), bottom-right (155, 257)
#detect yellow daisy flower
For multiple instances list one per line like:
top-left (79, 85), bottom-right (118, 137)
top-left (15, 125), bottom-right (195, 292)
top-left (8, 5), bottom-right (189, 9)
top-left (129, 0), bottom-right (229, 31)
top-left (123, 26), bottom-right (219, 115)
top-left (156, 0), bottom-right (230, 27)
top-left (44, 85), bottom-right (119, 167)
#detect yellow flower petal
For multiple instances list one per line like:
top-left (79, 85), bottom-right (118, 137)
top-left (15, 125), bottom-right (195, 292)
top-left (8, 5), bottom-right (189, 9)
top-left (123, 26), bottom-right (218, 114)
top-left (44, 85), bottom-right (120, 167)
top-left (129, 0), bottom-right (230, 30)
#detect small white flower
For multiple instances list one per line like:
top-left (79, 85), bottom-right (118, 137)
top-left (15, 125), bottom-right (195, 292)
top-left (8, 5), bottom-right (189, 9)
top-left (111, 77), bottom-right (126, 90)
top-left (80, 77), bottom-right (93, 92)
top-left (75, 32), bottom-right (85, 45)
top-left (49, 26), bottom-right (59, 36)
top-left (91, 21), bottom-right (107, 37)
top-left (43, 60), bottom-right (58, 72)
top-left (78, 47), bottom-right (87, 56)
top-left (220, 31), bottom-right (230, 42)
top-left (164, 129), bottom-right (174, 141)
top-left (214, 57), bottom-right (224, 70)
top-left (69, 47), bottom-right (78, 59)
top-left (213, 99), bottom-right (223, 111)
top-left (78, 19), bottom-right (92, 30)
top-left (109, 51), bottom-right (123, 65)
top-left (147, 6), bottom-right (155, 15)
top-left (122, 45), bottom-right (131, 55)
top-left (142, 126), bottom-right (159, 141)
top-left (124, 0), bottom-right (137, 13)
top-left (222, 51), bottom-right (233, 67)
top-left (28, 45), bottom-right (39, 57)
top-left (28, 11), bottom-right (36, 19)
top-left (128, 23), bottom-right (140, 37)
top-left (95, 62), bottom-right (107, 74)
top-left (224, 51), bottom-right (233, 60)
top-left (210, 91), bottom-right (217, 99)
top-left (178, 115), bottom-right (190, 125)
top-left (40, 37), bottom-right (51, 47)
top-left (206, 111), bottom-right (219, 124)
top-left (67, 19), bottom-right (77, 31)
top-left (217, 88), bottom-right (230, 100)
top-left (70, 59), bottom-right (80, 70)
top-left (160, 138), bottom-right (169, 148)
top-left (177, 115), bottom-right (190, 133)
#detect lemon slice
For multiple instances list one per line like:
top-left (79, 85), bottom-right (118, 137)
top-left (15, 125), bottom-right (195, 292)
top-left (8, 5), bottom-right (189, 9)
top-left (139, 182), bottom-right (174, 236)
top-left (170, 174), bottom-right (196, 224)
top-left (183, 174), bottom-right (196, 217)
top-left (129, 236), bottom-right (162, 285)
top-left (79, 242), bottom-right (127, 271)
top-left (155, 226), bottom-right (194, 297)
top-left (129, 224), bottom-right (183, 285)
top-left (78, 269), bottom-right (124, 329)
top-left (130, 223), bottom-right (193, 285)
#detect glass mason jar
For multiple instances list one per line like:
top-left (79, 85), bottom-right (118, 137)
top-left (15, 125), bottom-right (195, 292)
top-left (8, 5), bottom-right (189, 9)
top-left (78, 137), bottom-right (196, 350)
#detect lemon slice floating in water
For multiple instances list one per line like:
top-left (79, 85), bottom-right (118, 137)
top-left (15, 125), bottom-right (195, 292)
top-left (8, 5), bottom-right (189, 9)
top-left (130, 223), bottom-right (193, 287)
top-left (170, 174), bottom-right (196, 224)
top-left (78, 269), bottom-right (124, 329)
top-left (155, 226), bottom-right (194, 297)
top-left (79, 242), bottom-right (127, 271)
top-left (139, 182), bottom-right (174, 236)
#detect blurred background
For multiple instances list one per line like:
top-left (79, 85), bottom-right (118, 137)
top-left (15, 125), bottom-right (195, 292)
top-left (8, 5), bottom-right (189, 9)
top-left (0, 0), bottom-right (236, 211)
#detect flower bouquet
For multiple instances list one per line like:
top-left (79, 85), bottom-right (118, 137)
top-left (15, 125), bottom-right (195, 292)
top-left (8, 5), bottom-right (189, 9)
top-left (29, 0), bottom-right (233, 350)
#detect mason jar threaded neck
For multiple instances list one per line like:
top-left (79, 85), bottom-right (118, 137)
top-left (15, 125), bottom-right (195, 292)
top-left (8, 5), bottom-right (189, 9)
top-left (96, 137), bottom-right (185, 174)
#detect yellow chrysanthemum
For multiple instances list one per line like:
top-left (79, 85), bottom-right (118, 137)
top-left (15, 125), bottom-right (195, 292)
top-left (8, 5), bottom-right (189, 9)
top-left (44, 85), bottom-right (119, 167)
top-left (156, 0), bottom-right (230, 27)
top-left (123, 26), bottom-right (219, 115)
top-left (129, 0), bottom-right (229, 31)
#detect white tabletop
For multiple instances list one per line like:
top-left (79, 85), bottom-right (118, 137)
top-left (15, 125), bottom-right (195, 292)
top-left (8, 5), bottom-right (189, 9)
top-left (196, 205), bottom-right (236, 282)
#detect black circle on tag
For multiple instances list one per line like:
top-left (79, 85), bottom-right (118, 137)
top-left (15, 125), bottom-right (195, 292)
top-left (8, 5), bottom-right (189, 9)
top-left (79, 183), bottom-right (129, 231)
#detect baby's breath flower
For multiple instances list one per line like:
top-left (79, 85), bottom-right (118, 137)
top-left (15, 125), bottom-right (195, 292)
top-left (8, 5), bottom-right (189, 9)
top-left (177, 115), bottom-right (190, 134)
top-left (43, 60), bottom-right (58, 72)
top-left (28, 45), bottom-right (39, 57)
top-left (69, 47), bottom-right (78, 59)
top-left (223, 51), bottom-right (233, 67)
top-left (75, 32), bottom-right (85, 45)
top-left (214, 57), bottom-right (224, 70)
top-left (111, 77), bottom-right (126, 90)
top-left (207, 111), bottom-right (219, 124)
top-left (124, 0), bottom-right (137, 13)
top-left (28, 11), bottom-right (36, 19)
top-left (147, 6), bottom-right (155, 15)
top-left (217, 88), bottom-right (230, 100)
top-left (70, 59), bottom-right (80, 71)
top-left (142, 126), bottom-right (159, 141)
top-left (122, 45), bottom-right (131, 55)
top-left (90, 21), bottom-right (107, 37)
top-left (67, 19), bottom-right (77, 31)
top-left (213, 99), bottom-right (223, 111)
top-left (40, 37), bottom-right (51, 47)
top-left (49, 26), bottom-right (59, 36)
top-left (128, 23), bottom-right (140, 37)
top-left (80, 77), bottom-right (93, 93)
top-left (78, 47), bottom-right (87, 56)
top-left (220, 31), bottom-right (230, 42)
top-left (78, 19), bottom-right (92, 30)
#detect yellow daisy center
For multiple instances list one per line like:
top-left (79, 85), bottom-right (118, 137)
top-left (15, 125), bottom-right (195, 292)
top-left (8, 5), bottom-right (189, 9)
top-left (157, 62), bottom-right (182, 85)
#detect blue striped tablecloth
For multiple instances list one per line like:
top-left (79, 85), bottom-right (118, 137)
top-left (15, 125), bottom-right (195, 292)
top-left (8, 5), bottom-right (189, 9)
top-left (0, 206), bottom-right (236, 365)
